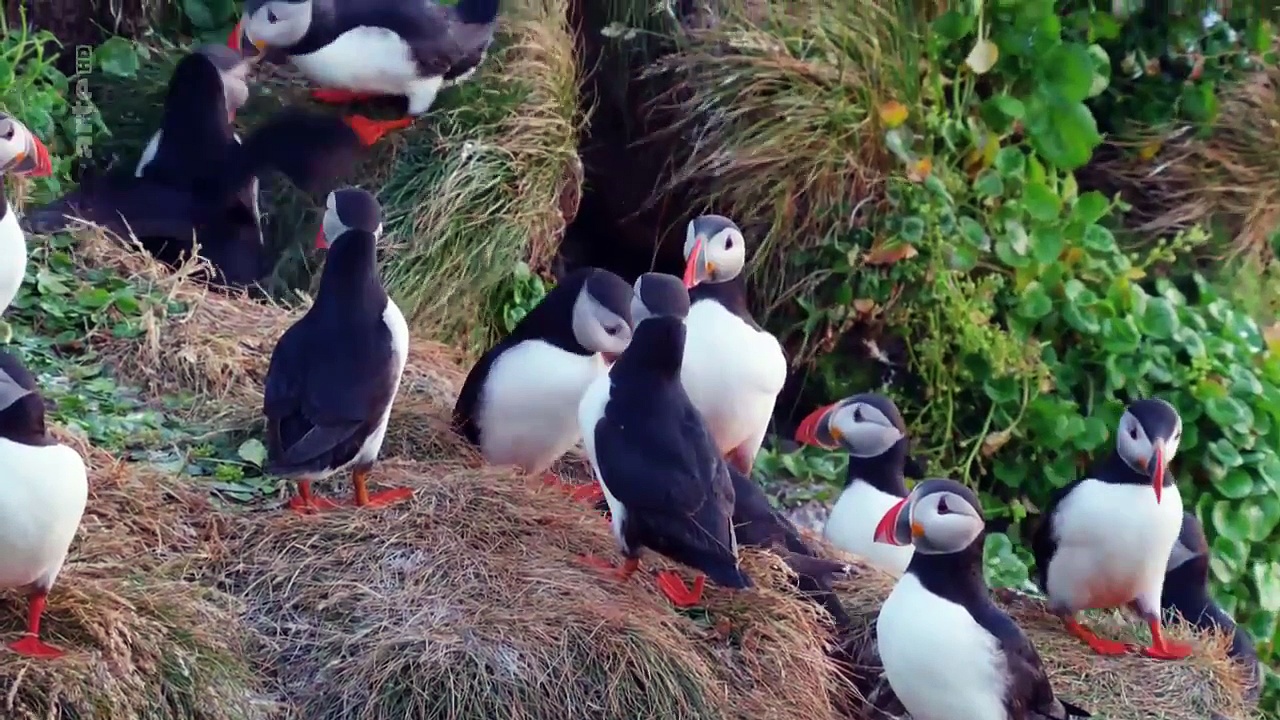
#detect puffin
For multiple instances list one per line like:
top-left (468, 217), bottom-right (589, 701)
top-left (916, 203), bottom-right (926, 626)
top-left (680, 214), bottom-right (786, 475)
top-left (1162, 512), bottom-right (1260, 704)
top-left (578, 272), bottom-right (750, 607)
top-left (794, 392), bottom-right (915, 576)
top-left (452, 267), bottom-right (633, 504)
top-left (1031, 398), bottom-right (1190, 660)
top-left (0, 350), bottom-right (88, 659)
top-left (874, 478), bottom-right (1090, 720)
top-left (0, 112), bottom-right (53, 316)
top-left (730, 464), bottom-right (852, 626)
top-left (262, 187), bottom-right (412, 512)
top-left (229, 0), bottom-right (501, 146)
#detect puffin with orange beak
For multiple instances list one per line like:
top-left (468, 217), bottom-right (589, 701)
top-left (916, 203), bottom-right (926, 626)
top-left (0, 113), bottom-right (52, 317)
top-left (679, 214), bottom-right (786, 476)
top-left (794, 393), bottom-right (915, 576)
top-left (452, 268), bottom-right (633, 505)
top-left (1031, 398), bottom-right (1189, 660)
top-left (874, 478), bottom-right (1090, 720)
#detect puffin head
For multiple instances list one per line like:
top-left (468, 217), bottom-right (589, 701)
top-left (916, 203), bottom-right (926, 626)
top-left (1116, 398), bottom-right (1181, 503)
top-left (794, 392), bottom-right (906, 456)
top-left (874, 478), bottom-right (984, 554)
top-left (317, 187), bottom-right (381, 249)
top-left (683, 214), bottom-right (745, 288)
top-left (235, 0), bottom-right (312, 56)
top-left (0, 350), bottom-right (44, 438)
top-left (1166, 511), bottom-right (1208, 577)
top-left (0, 113), bottom-right (51, 178)
top-left (571, 269), bottom-right (633, 363)
top-left (630, 272), bottom-right (690, 325)
top-left (193, 44), bottom-right (252, 120)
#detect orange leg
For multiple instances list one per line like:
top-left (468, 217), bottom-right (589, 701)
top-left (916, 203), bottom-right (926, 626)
top-left (343, 115), bottom-right (413, 146)
top-left (288, 479), bottom-right (341, 513)
top-left (577, 555), bottom-right (640, 582)
top-left (350, 467), bottom-right (413, 508)
top-left (1139, 619), bottom-right (1193, 660)
top-left (8, 592), bottom-right (63, 659)
top-left (655, 572), bottom-right (707, 608)
top-left (540, 472), bottom-right (606, 507)
top-left (311, 89), bottom-right (380, 104)
top-left (1062, 616), bottom-right (1131, 656)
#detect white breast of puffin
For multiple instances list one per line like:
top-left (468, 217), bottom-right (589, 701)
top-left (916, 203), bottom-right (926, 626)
top-left (1045, 478), bottom-right (1183, 612)
top-left (351, 299), bottom-right (410, 466)
top-left (478, 339), bottom-right (607, 474)
top-left (824, 480), bottom-right (913, 577)
top-left (680, 300), bottom-right (786, 452)
top-left (577, 371), bottom-right (629, 551)
top-left (0, 438), bottom-right (88, 590)
top-left (877, 573), bottom-right (1010, 720)
top-left (0, 200), bottom-right (28, 315)
top-left (292, 27), bottom-right (422, 94)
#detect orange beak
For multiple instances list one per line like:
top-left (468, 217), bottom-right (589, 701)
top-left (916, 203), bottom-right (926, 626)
top-left (795, 403), bottom-right (838, 448)
top-left (874, 498), bottom-right (909, 545)
top-left (1151, 439), bottom-right (1166, 504)
top-left (682, 237), bottom-right (704, 288)
top-left (314, 228), bottom-right (326, 249)
top-left (28, 135), bottom-right (52, 177)
top-left (228, 21), bottom-right (242, 51)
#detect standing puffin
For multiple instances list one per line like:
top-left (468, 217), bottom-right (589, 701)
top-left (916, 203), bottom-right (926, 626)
top-left (794, 392), bottom-right (915, 576)
top-left (263, 187), bottom-right (412, 512)
top-left (1162, 512), bottom-right (1260, 703)
top-left (0, 113), bottom-right (53, 316)
top-left (680, 214), bottom-right (786, 475)
top-left (1031, 398), bottom-right (1190, 660)
top-left (0, 350), bottom-right (88, 659)
top-left (578, 272), bottom-right (750, 607)
top-left (875, 479), bottom-right (1090, 720)
top-left (230, 0), bottom-right (501, 146)
top-left (452, 267), bottom-right (632, 504)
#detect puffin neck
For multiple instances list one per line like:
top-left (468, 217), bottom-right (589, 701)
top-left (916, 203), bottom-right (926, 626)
top-left (313, 230), bottom-right (385, 313)
top-left (509, 272), bottom-right (592, 354)
top-left (690, 275), bottom-right (751, 318)
top-left (612, 317), bottom-right (686, 380)
top-left (0, 396), bottom-right (53, 447)
top-left (1095, 450), bottom-right (1172, 488)
top-left (846, 442), bottom-right (909, 495)
top-left (906, 533), bottom-right (990, 610)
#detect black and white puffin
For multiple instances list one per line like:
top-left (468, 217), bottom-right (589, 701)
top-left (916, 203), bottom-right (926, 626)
top-left (578, 272), bottom-right (750, 607)
top-left (453, 267), bottom-right (632, 504)
top-left (1031, 398), bottom-right (1190, 660)
top-left (1163, 512), bottom-right (1260, 703)
top-left (794, 392), bottom-right (915, 576)
top-left (262, 187), bottom-right (412, 512)
top-left (0, 113), bottom-right (53, 316)
top-left (0, 350), bottom-right (88, 659)
top-left (229, 0), bottom-right (501, 146)
top-left (680, 214), bottom-right (786, 475)
top-left (875, 478), bottom-right (1090, 720)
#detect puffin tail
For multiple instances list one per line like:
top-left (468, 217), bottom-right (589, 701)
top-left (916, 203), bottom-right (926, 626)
top-left (1059, 699), bottom-right (1091, 718)
top-left (704, 561), bottom-right (752, 590)
top-left (454, 0), bottom-right (500, 25)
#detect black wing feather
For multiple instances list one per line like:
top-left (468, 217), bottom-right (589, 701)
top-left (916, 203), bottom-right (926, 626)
top-left (975, 607), bottom-right (1088, 719)
top-left (451, 335), bottom-right (516, 446)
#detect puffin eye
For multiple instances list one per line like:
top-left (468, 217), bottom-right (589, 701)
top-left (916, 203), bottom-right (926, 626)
top-left (936, 497), bottom-right (951, 514)
top-left (725, 238), bottom-right (734, 249)
top-left (605, 325), bottom-right (618, 336)
top-left (267, 9), bottom-right (278, 22)
top-left (852, 406), bottom-right (863, 422)
top-left (1, 126), bottom-right (12, 140)
top-left (1128, 424), bottom-right (1139, 440)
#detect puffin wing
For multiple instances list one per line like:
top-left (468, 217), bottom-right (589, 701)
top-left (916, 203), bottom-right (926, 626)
top-left (979, 608), bottom-right (1089, 719)
top-left (451, 338), bottom-right (512, 446)
top-left (223, 108), bottom-right (364, 197)
top-left (595, 399), bottom-right (742, 574)
top-left (143, 51), bottom-right (237, 192)
top-left (263, 317), bottom-right (397, 469)
top-left (1030, 478), bottom-right (1084, 591)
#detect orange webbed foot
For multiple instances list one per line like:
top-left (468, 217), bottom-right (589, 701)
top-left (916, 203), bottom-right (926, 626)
top-left (1141, 640), bottom-right (1193, 660)
top-left (360, 487), bottom-right (414, 508)
top-left (311, 88), bottom-right (378, 104)
top-left (8, 634), bottom-right (63, 659)
top-left (1063, 618), bottom-right (1131, 656)
top-left (342, 114), bottom-right (413, 146)
top-left (655, 571), bottom-right (706, 608)
top-left (287, 494), bottom-right (343, 514)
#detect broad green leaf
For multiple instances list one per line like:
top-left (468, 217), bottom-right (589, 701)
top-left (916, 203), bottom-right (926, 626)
top-left (932, 10), bottom-right (975, 42)
top-left (974, 169), bottom-right (1004, 198)
top-left (237, 439), bottom-right (268, 466)
top-left (1025, 94), bottom-right (1101, 172)
top-left (1022, 182), bottom-right (1061, 221)
top-left (1037, 43), bottom-right (1095, 103)
top-left (1212, 500), bottom-right (1251, 543)
top-left (1253, 562), bottom-right (1280, 612)
top-left (1208, 439), bottom-right (1244, 469)
top-left (959, 216), bottom-right (990, 250)
top-left (1080, 224), bottom-right (1116, 252)
top-left (994, 147), bottom-right (1025, 177)
top-left (966, 38), bottom-right (1000, 74)
top-left (1205, 396), bottom-right (1249, 429)
top-left (1017, 282), bottom-right (1053, 320)
top-left (1138, 297), bottom-right (1179, 339)
top-left (1030, 226), bottom-right (1064, 265)
top-left (94, 37), bottom-right (141, 78)
top-left (1208, 533), bottom-right (1247, 582)
top-left (1216, 469), bottom-right (1255, 500)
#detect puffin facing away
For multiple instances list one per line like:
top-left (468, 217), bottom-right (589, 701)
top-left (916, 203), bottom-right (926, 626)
top-left (230, 0), bottom-right (501, 145)
top-left (680, 214), bottom-right (786, 475)
top-left (263, 188), bottom-right (412, 512)
top-left (1031, 398), bottom-right (1189, 660)
top-left (795, 392), bottom-right (914, 576)
top-left (453, 267), bottom-right (633, 503)
top-left (1162, 512), bottom-right (1260, 704)
top-left (875, 479), bottom-right (1090, 720)
top-left (0, 351), bottom-right (88, 659)
top-left (578, 272), bottom-right (750, 607)
top-left (0, 113), bottom-right (53, 316)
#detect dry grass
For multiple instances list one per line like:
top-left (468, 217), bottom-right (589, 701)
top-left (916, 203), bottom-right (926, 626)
top-left (0, 427), bottom-right (264, 720)
top-left (826, 558), bottom-right (1255, 720)
top-left (212, 460), bottom-right (850, 720)
top-left (1087, 63), bottom-right (1280, 266)
top-left (64, 228), bottom-right (467, 431)
top-left (87, 0), bottom-right (583, 356)
top-left (638, 0), bottom-right (926, 340)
